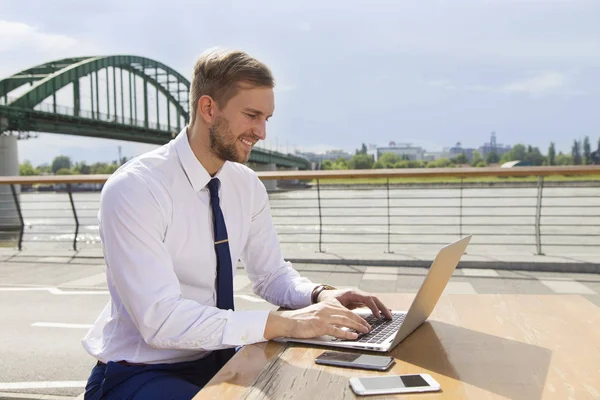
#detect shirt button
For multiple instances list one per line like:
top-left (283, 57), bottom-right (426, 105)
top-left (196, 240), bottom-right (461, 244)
top-left (241, 334), bottom-right (248, 342)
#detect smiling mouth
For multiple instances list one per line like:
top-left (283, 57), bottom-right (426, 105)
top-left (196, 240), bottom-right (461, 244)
top-left (239, 138), bottom-right (256, 148)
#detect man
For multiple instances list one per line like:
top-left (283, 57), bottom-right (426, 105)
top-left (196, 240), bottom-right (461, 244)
top-left (83, 48), bottom-right (392, 400)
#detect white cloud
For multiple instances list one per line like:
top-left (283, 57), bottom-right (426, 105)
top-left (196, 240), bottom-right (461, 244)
top-left (500, 72), bottom-right (567, 95)
top-left (0, 20), bottom-right (77, 53)
top-left (427, 72), bottom-right (570, 96)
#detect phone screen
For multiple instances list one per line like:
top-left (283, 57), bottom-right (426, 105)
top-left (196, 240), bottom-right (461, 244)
top-left (317, 352), bottom-right (392, 368)
top-left (360, 375), bottom-right (430, 391)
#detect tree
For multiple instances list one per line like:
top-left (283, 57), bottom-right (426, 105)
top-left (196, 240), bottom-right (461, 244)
top-left (548, 142), bottom-right (556, 166)
top-left (471, 150), bottom-right (484, 167)
top-left (426, 158), bottom-right (455, 168)
top-left (453, 152), bottom-right (468, 165)
top-left (583, 136), bottom-right (591, 165)
top-left (572, 140), bottom-right (582, 165)
top-left (51, 156), bottom-right (72, 173)
top-left (55, 168), bottom-right (72, 175)
top-left (332, 157), bottom-right (349, 170)
top-left (485, 151), bottom-right (500, 164)
top-left (37, 163), bottom-right (52, 174)
top-left (474, 160), bottom-right (487, 168)
top-left (500, 144), bottom-right (527, 164)
top-left (524, 146), bottom-right (545, 166)
top-left (378, 152), bottom-right (400, 168)
top-left (355, 143), bottom-right (368, 155)
top-left (322, 160), bottom-right (333, 170)
top-left (555, 152), bottom-right (573, 165)
top-left (348, 154), bottom-right (374, 169)
top-left (71, 161), bottom-right (91, 175)
top-left (19, 161), bottom-right (38, 176)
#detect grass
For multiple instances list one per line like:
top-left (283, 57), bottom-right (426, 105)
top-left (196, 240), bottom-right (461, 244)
top-left (308, 175), bottom-right (600, 185)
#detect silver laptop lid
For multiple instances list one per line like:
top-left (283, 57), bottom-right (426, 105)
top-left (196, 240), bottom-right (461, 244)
top-left (390, 235), bottom-right (472, 346)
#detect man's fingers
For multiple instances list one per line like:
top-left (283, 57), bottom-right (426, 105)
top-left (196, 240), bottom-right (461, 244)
top-left (326, 325), bottom-right (359, 340)
top-left (373, 297), bottom-right (393, 319)
top-left (327, 315), bottom-right (369, 334)
top-left (360, 296), bottom-right (382, 319)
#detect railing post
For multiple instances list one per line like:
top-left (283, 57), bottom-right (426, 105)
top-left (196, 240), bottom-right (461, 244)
top-left (10, 184), bottom-right (24, 251)
top-left (459, 177), bottom-right (463, 239)
top-left (316, 179), bottom-right (324, 253)
top-left (535, 176), bottom-right (544, 255)
top-left (385, 177), bottom-right (393, 254)
top-left (67, 184), bottom-right (79, 251)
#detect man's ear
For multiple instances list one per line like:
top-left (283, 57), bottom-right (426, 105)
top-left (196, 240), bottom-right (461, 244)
top-left (198, 95), bottom-right (216, 124)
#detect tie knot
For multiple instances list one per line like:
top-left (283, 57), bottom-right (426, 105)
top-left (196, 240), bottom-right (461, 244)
top-left (207, 178), bottom-right (220, 198)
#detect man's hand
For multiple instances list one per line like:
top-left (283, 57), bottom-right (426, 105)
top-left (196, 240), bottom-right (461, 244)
top-left (317, 289), bottom-right (393, 320)
top-left (263, 298), bottom-right (371, 341)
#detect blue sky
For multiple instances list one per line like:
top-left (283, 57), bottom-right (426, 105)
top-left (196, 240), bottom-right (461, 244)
top-left (1, 0), bottom-right (599, 166)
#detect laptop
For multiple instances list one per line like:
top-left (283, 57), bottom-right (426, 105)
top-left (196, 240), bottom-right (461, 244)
top-left (276, 235), bottom-right (472, 352)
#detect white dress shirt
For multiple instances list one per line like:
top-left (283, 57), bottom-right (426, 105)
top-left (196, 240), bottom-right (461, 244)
top-left (82, 127), bottom-right (318, 364)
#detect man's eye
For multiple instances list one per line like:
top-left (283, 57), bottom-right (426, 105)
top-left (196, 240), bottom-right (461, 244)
top-left (245, 113), bottom-right (257, 119)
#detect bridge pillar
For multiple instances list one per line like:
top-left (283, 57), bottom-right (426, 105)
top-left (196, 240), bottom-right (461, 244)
top-left (0, 134), bottom-right (20, 238)
top-left (250, 162), bottom-right (277, 191)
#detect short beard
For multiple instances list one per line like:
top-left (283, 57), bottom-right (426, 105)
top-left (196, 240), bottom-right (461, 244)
top-left (208, 116), bottom-right (247, 163)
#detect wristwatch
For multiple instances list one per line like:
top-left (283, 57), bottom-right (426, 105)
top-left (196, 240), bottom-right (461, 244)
top-left (311, 284), bottom-right (337, 304)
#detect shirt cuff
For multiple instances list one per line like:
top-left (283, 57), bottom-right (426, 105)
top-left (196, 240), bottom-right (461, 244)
top-left (294, 282), bottom-right (321, 308)
top-left (221, 310), bottom-right (270, 346)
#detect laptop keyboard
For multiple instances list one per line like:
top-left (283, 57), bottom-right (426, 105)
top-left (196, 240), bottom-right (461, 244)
top-left (337, 312), bottom-right (406, 344)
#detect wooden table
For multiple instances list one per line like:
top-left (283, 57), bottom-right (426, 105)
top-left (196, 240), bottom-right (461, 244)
top-left (194, 294), bottom-right (600, 399)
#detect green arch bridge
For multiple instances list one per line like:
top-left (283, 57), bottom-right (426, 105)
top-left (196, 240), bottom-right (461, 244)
top-left (0, 55), bottom-right (311, 170)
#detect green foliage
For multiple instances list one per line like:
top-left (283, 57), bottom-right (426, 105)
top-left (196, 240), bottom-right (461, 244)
top-left (55, 168), bottom-right (72, 175)
top-left (548, 142), bottom-right (556, 166)
top-left (71, 162), bottom-right (91, 175)
top-left (377, 152), bottom-right (401, 168)
top-left (470, 150), bottom-right (484, 167)
top-left (474, 160), bottom-right (487, 168)
top-left (19, 161), bottom-right (38, 176)
top-left (583, 136), bottom-right (591, 165)
top-left (555, 153), bottom-right (573, 165)
top-left (331, 157), bottom-right (349, 170)
top-left (348, 154), bottom-right (374, 169)
top-left (355, 143), bottom-right (368, 155)
top-left (426, 158), bottom-right (455, 168)
top-left (452, 152), bottom-right (468, 164)
top-left (572, 140), bottom-right (582, 165)
top-left (51, 156), bottom-right (72, 173)
top-left (485, 151), bottom-right (500, 164)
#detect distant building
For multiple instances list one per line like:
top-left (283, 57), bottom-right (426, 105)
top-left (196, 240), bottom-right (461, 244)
top-left (479, 132), bottom-right (512, 158)
top-left (423, 151), bottom-right (450, 161)
top-left (294, 149), bottom-right (352, 163)
top-left (446, 142), bottom-right (476, 162)
top-left (375, 142), bottom-right (426, 161)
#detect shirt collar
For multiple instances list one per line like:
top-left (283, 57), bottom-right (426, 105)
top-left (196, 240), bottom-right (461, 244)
top-left (173, 127), bottom-right (227, 193)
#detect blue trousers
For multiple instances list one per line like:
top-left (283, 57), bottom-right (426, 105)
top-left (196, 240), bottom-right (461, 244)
top-left (84, 349), bottom-right (235, 400)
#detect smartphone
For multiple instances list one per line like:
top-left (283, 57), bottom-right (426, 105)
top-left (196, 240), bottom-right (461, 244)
top-left (349, 374), bottom-right (441, 395)
top-left (315, 351), bottom-right (395, 371)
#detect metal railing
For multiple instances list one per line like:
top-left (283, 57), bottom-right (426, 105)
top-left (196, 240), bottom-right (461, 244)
top-left (1, 166), bottom-right (599, 254)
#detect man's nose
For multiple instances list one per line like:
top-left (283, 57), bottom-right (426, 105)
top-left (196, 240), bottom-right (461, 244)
top-left (253, 121), bottom-right (267, 141)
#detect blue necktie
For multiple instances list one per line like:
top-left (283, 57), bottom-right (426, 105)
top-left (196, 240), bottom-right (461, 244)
top-left (207, 178), bottom-right (235, 311)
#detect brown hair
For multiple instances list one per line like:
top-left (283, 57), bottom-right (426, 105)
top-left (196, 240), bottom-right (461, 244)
top-left (189, 48), bottom-right (275, 126)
